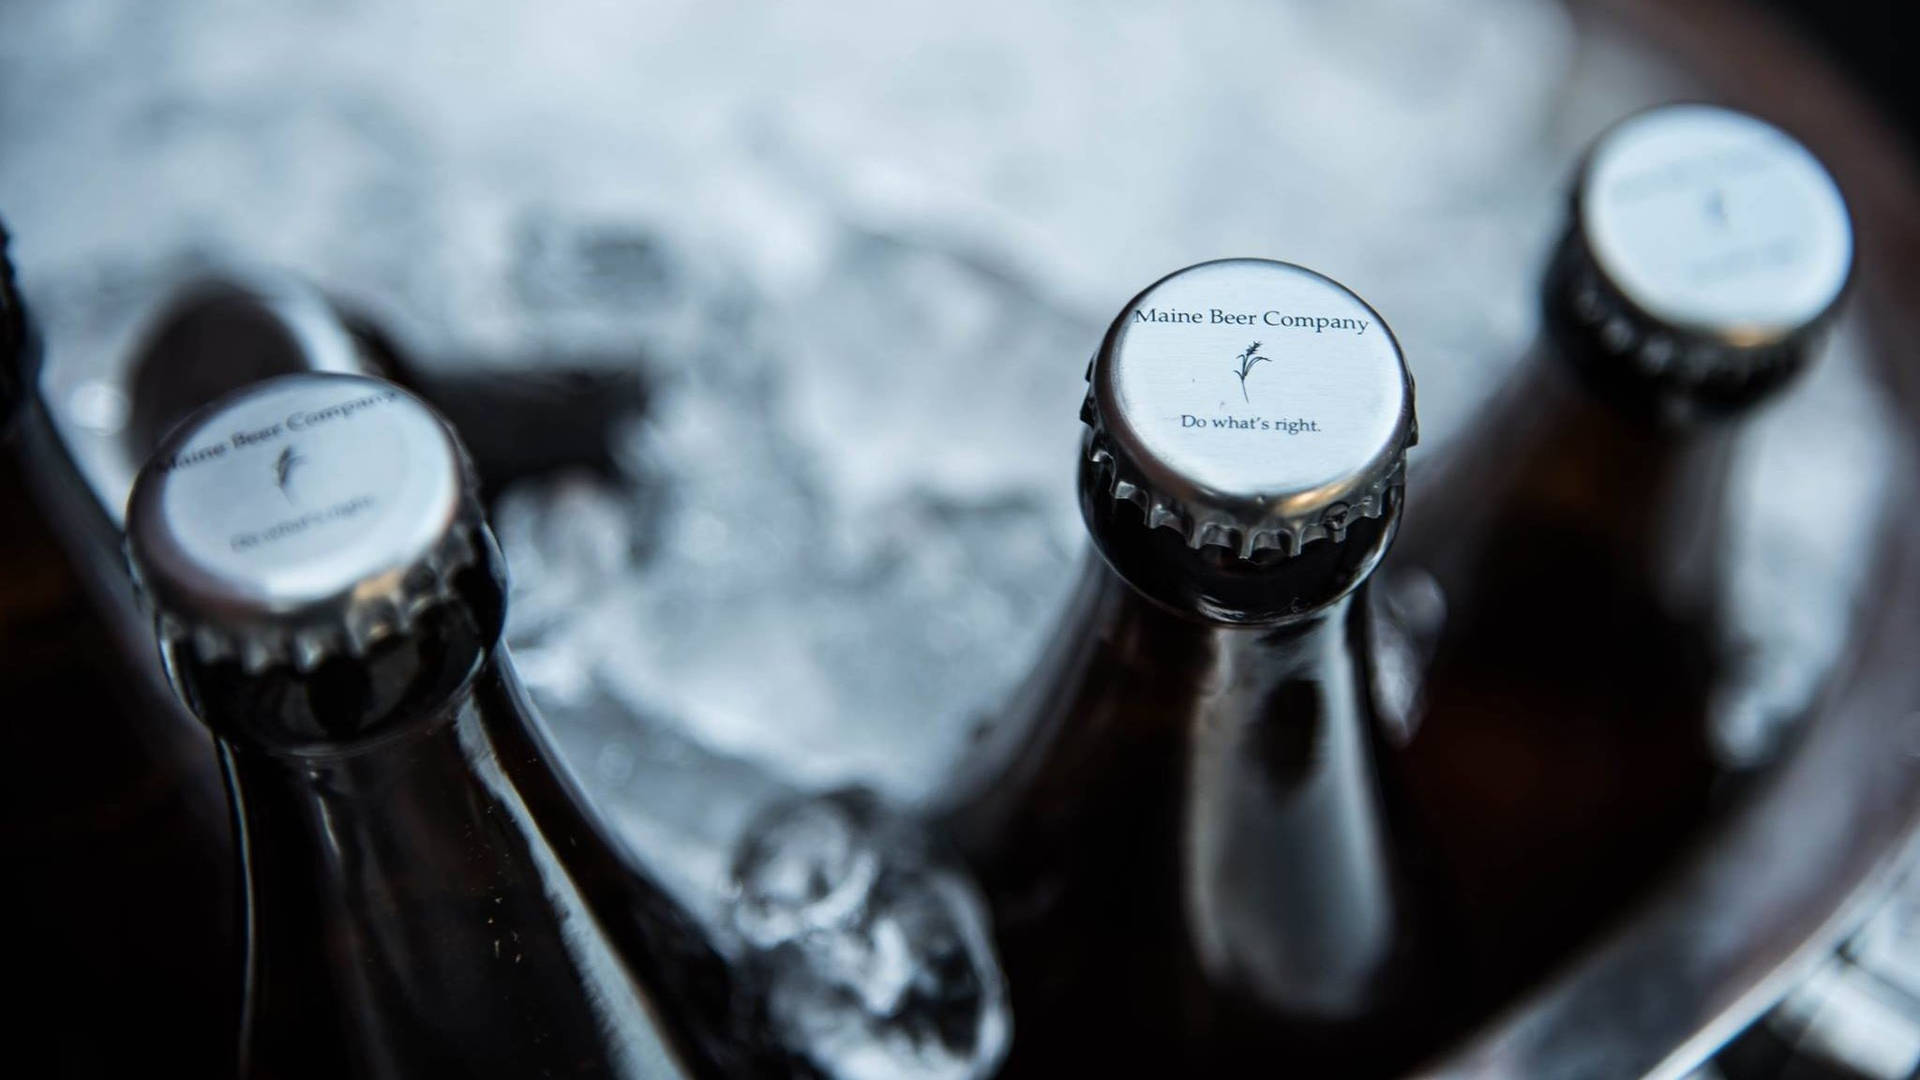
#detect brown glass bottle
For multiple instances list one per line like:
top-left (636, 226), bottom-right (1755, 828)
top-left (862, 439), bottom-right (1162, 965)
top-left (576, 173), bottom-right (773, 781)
top-left (2, 217), bottom-right (243, 1077)
top-left (943, 259), bottom-right (1445, 1076)
top-left (1380, 104), bottom-right (1855, 1005)
top-left (126, 373), bottom-right (778, 1079)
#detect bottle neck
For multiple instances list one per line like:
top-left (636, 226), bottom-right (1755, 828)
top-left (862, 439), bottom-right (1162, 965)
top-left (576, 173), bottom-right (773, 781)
top-left (1182, 594), bottom-right (1409, 1023)
top-left (200, 638), bottom-right (759, 1078)
top-left (1412, 337), bottom-right (1740, 629)
top-left (950, 543), bottom-right (1419, 1053)
top-left (953, 517), bottom-right (1401, 855)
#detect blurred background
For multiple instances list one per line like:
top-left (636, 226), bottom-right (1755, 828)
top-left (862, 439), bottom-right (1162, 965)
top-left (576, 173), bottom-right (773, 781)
top-left (1, 1), bottom-right (1915, 1077)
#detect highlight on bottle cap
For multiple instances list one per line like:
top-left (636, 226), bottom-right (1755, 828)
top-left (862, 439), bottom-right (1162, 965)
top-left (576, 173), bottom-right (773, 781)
top-left (1569, 103), bottom-right (1851, 374)
top-left (1083, 258), bottom-right (1416, 559)
top-left (126, 372), bottom-right (486, 672)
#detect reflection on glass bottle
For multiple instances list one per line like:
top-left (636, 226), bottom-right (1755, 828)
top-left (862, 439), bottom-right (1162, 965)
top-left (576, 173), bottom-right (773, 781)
top-left (1380, 104), bottom-right (1855, 1002)
top-left (126, 373), bottom-right (778, 1078)
top-left (942, 259), bottom-right (1445, 1076)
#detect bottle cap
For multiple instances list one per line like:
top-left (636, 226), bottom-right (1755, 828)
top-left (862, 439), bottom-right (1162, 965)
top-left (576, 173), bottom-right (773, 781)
top-left (126, 372), bottom-right (490, 672)
top-left (1083, 258), bottom-right (1416, 560)
top-left (1558, 103), bottom-right (1852, 398)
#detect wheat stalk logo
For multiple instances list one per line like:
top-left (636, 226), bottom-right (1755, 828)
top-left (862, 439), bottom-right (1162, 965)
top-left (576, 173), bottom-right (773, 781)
top-left (1232, 341), bottom-right (1270, 403)
top-left (273, 445), bottom-right (305, 501)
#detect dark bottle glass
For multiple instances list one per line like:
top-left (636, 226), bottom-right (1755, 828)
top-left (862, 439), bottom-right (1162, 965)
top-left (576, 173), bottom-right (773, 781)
top-left (942, 259), bottom-right (1441, 1076)
top-left (2, 218), bottom-right (243, 1077)
top-left (1380, 104), bottom-right (1855, 1002)
top-left (337, 310), bottom-right (651, 508)
top-left (1, 216), bottom-right (22, 423)
top-left (128, 275), bottom-right (381, 462)
top-left (126, 373), bottom-right (777, 1079)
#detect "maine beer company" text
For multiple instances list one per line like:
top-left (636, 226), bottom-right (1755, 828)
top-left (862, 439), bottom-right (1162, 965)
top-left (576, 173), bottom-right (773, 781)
top-left (1133, 307), bottom-right (1371, 334)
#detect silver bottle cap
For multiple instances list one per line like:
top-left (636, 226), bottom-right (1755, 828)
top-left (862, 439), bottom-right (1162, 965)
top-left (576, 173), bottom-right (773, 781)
top-left (127, 372), bottom-right (487, 673)
top-left (1563, 103), bottom-right (1852, 387)
top-left (1083, 258), bottom-right (1416, 559)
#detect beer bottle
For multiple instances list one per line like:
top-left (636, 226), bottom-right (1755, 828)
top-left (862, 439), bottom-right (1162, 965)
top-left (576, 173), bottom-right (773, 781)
top-left (126, 372), bottom-right (776, 1078)
top-left (944, 258), bottom-right (1436, 1075)
top-left (2, 216), bottom-right (242, 1076)
top-left (1383, 104), bottom-right (1854, 1000)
